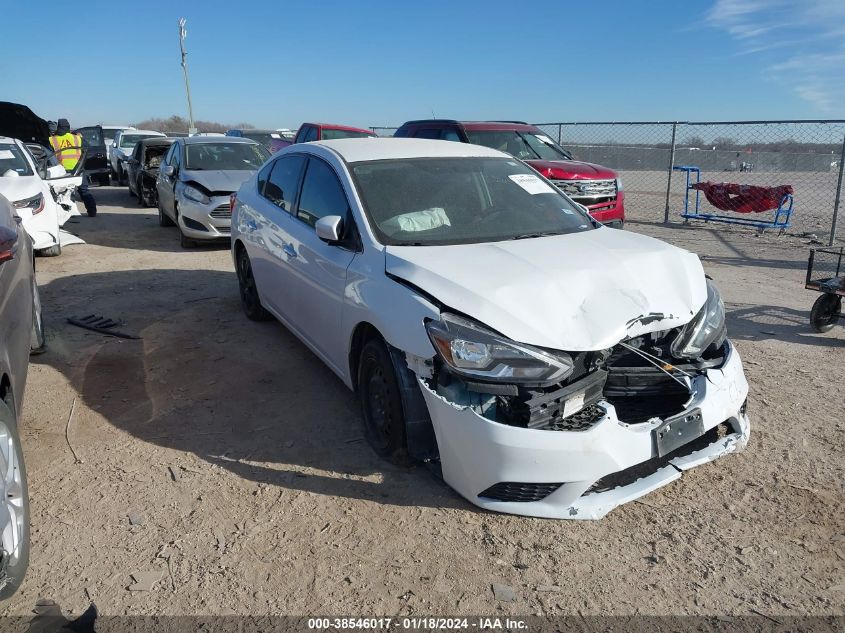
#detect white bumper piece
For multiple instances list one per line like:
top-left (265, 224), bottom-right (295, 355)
top-left (418, 342), bottom-right (750, 519)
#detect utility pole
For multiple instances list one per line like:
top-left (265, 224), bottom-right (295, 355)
top-left (178, 18), bottom-right (197, 135)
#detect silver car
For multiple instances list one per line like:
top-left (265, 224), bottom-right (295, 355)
top-left (0, 191), bottom-right (43, 598)
top-left (156, 137), bottom-right (269, 248)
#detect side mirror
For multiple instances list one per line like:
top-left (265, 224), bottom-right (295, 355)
top-left (315, 215), bottom-right (343, 242)
top-left (46, 164), bottom-right (68, 179)
top-left (163, 165), bottom-right (175, 177)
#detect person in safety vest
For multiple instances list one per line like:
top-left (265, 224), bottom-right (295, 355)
top-left (50, 118), bottom-right (97, 217)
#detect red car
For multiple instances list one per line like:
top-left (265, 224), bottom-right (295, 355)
top-left (269, 122), bottom-right (376, 153)
top-left (394, 120), bottom-right (625, 227)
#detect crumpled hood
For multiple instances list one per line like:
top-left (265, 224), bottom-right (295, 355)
top-left (526, 159), bottom-right (617, 181)
top-left (385, 228), bottom-right (706, 351)
top-left (181, 169), bottom-right (254, 193)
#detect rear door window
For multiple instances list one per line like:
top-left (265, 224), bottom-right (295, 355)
top-left (415, 128), bottom-right (442, 139)
top-left (263, 154), bottom-right (306, 211)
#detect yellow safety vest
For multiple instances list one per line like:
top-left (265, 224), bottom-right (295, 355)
top-left (49, 133), bottom-right (83, 170)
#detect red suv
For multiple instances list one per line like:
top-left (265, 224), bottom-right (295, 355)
top-left (394, 120), bottom-right (624, 227)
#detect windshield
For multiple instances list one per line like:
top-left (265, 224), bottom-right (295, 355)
top-left (322, 128), bottom-right (374, 140)
top-left (184, 142), bottom-right (270, 170)
top-left (240, 132), bottom-right (274, 146)
top-left (352, 157), bottom-right (593, 246)
top-left (0, 144), bottom-right (34, 177)
top-left (120, 134), bottom-right (160, 148)
top-left (76, 127), bottom-right (104, 147)
top-left (465, 130), bottom-right (572, 161)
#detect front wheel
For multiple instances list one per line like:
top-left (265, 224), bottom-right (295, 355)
top-left (30, 277), bottom-right (46, 354)
top-left (38, 242), bottom-right (61, 257)
top-left (358, 338), bottom-right (410, 465)
top-left (0, 400), bottom-right (30, 600)
top-left (810, 294), bottom-right (841, 333)
top-left (236, 247), bottom-right (271, 321)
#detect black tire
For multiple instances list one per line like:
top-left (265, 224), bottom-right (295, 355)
top-left (30, 277), bottom-right (46, 355)
top-left (810, 294), bottom-right (841, 333)
top-left (38, 242), bottom-right (61, 258)
top-left (158, 201), bottom-right (174, 227)
top-left (0, 400), bottom-right (30, 600)
top-left (357, 338), bottom-right (410, 465)
top-left (179, 230), bottom-right (195, 249)
top-left (236, 247), bottom-right (271, 321)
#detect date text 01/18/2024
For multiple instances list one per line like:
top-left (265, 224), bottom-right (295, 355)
top-left (307, 617), bottom-right (529, 630)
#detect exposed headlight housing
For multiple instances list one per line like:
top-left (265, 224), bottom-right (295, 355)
top-left (13, 193), bottom-right (45, 215)
top-left (183, 185), bottom-right (210, 205)
top-left (426, 313), bottom-right (574, 386)
top-left (616, 177), bottom-right (623, 192)
top-left (670, 279), bottom-right (727, 359)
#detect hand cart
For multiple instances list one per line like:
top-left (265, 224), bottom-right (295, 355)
top-left (805, 246), bottom-right (844, 333)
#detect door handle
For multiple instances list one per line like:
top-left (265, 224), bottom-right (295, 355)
top-left (283, 243), bottom-right (297, 258)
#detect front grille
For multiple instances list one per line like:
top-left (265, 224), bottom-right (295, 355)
top-left (479, 481), bottom-right (563, 503)
top-left (210, 204), bottom-right (231, 219)
top-left (552, 178), bottom-right (617, 206)
top-left (535, 403), bottom-right (607, 431)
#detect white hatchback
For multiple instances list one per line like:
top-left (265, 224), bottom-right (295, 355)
top-left (231, 138), bottom-right (750, 520)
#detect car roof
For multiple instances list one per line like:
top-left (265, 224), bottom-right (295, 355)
top-left (303, 123), bottom-right (375, 134)
top-left (401, 119), bottom-right (538, 133)
top-left (121, 129), bottom-right (164, 136)
top-left (182, 136), bottom-right (259, 145)
top-left (138, 137), bottom-right (175, 146)
top-left (309, 137), bottom-right (508, 163)
top-left (0, 136), bottom-right (21, 144)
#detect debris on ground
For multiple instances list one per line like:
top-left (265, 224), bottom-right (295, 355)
top-left (128, 571), bottom-right (163, 592)
top-left (491, 583), bottom-right (516, 602)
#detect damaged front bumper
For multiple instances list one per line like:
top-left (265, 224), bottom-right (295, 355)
top-left (417, 341), bottom-right (750, 519)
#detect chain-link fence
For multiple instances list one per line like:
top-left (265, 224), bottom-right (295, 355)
top-left (371, 120), bottom-right (845, 244)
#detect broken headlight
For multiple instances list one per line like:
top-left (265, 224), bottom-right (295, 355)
top-left (183, 185), bottom-right (210, 205)
top-left (670, 279), bottom-right (726, 359)
top-left (426, 313), bottom-right (574, 385)
top-left (13, 193), bottom-right (45, 215)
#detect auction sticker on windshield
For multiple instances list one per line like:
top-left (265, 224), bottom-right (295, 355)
top-left (509, 173), bottom-right (556, 195)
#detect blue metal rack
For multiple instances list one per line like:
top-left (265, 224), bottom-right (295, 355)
top-left (674, 165), bottom-right (793, 234)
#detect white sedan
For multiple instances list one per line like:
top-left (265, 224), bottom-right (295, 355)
top-left (0, 136), bottom-right (81, 256)
top-left (231, 138), bottom-right (750, 520)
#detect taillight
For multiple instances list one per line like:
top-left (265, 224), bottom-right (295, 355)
top-left (0, 225), bottom-right (18, 263)
top-left (229, 193), bottom-right (237, 215)
top-left (13, 193), bottom-right (45, 215)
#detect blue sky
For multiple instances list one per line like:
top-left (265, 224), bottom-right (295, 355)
top-left (1, 0), bottom-right (842, 129)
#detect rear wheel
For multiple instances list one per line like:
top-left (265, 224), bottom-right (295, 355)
top-left (358, 338), bottom-right (410, 465)
top-left (0, 400), bottom-right (29, 600)
top-left (236, 247), bottom-right (270, 321)
top-left (810, 294), bottom-right (841, 333)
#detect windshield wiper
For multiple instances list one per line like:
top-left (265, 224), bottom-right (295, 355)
top-left (510, 231), bottom-right (565, 240)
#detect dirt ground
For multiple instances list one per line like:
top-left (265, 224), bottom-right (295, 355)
top-left (2, 186), bottom-right (843, 618)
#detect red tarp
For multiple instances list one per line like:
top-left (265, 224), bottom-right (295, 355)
top-left (690, 182), bottom-right (793, 213)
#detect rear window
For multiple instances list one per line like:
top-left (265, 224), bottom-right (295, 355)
top-left (76, 127), bottom-right (104, 146)
top-left (321, 128), bottom-right (374, 140)
top-left (240, 132), bottom-right (274, 147)
top-left (0, 144), bottom-right (33, 177)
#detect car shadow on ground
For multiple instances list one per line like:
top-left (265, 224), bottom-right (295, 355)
top-left (61, 187), bottom-right (231, 254)
top-left (33, 268), bottom-right (465, 511)
top-left (726, 302), bottom-right (844, 347)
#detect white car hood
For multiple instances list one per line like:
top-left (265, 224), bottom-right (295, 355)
top-left (385, 227), bottom-right (707, 351)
